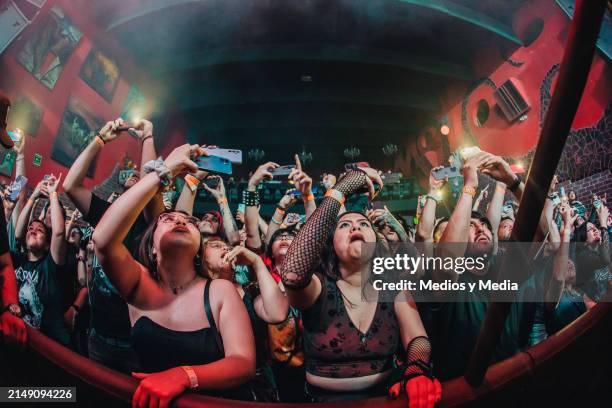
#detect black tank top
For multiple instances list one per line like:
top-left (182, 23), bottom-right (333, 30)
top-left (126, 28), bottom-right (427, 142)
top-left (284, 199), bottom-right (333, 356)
top-left (131, 280), bottom-right (224, 373)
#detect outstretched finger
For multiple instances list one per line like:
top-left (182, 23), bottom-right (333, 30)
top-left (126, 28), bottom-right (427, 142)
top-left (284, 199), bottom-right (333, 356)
top-left (294, 154), bottom-right (302, 171)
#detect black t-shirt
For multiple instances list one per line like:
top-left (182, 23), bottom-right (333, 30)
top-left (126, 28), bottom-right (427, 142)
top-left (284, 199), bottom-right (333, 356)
top-left (83, 193), bottom-right (148, 340)
top-left (83, 193), bottom-right (147, 257)
top-left (0, 199), bottom-right (9, 255)
top-left (11, 251), bottom-right (70, 346)
top-left (431, 260), bottom-right (533, 381)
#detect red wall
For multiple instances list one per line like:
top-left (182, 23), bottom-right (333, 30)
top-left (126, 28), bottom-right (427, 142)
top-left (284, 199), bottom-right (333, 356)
top-left (0, 0), bottom-right (185, 189)
top-left (397, 0), bottom-right (611, 187)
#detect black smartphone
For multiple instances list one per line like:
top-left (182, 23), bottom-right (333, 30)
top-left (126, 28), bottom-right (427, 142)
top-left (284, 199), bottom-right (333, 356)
top-left (196, 156), bottom-right (233, 175)
top-left (431, 166), bottom-right (461, 180)
top-left (269, 165), bottom-right (295, 177)
top-left (203, 177), bottom-right (220, 188)
top-left (116, 126), bottom-right (139, 139)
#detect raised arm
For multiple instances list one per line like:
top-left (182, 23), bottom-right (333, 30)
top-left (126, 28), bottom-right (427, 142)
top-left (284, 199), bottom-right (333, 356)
top-left (175, 170), bottom-right (208, 215)
top-left (486, 182), bottom-right (506, 240)
top-left (265, 190), bottom-right (297, 245)
top-left (245, 162), bottom-right (278, 250)
top-left (15, 179), bottom-right (47, 242)
top-left (132, 119), bottom-right (166, 222)
top-left (435, 155), bottom-right (486, 283)
top-left (281, 169), bottom-right (382, 309)
top-left (224, 246), bottom-right (289, 323)
top-left (546, 204), bottom-right (576, 310)
top-left (472, 185), bottom-right (489, 212)
top-left (202, 176), bottom-right (240, 245)
top-left (93, 144), bottom-right (202, 304)
top-left (480, 152), bottom-right (524, 202)
top-left (46, 175), bottom-right (67, 265)
top-left (416, 167), bottom-right (446, 242)
top-left (63, 119), bottom-right (124, 214)
top-left (289, 155), bottom-right (316, 219)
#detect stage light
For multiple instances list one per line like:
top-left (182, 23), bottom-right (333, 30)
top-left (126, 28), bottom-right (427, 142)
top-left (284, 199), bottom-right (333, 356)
top-left (440, 125), bottom-right (450, 135)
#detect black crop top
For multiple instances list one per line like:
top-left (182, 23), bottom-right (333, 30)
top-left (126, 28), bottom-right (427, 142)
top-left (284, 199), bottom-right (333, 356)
top-left (302, 274), bottom-right (400, 378)
top-left (131, 280), bottom-right (224, 373)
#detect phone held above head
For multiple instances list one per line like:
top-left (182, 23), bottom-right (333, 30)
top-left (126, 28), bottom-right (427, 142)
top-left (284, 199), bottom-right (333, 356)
top-left (195, 155), bottom-right (233, 175)
top-left (269, 165), bottom-right (295, 177)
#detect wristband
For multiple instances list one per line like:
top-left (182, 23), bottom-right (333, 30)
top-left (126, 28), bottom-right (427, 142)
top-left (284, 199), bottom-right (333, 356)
top-left (496, 185), bottom-right (506, 194)
top-left (27, 198), bottom-right (34, 206)
top-left (303, 193), bottom-right (315, 203)
top-left (50, 191), bottom-right (58, 199)
top-left (324, 189), bottom-right (346, 205)
top-left (462, 186), bottom-right (476, 198)
top-left (217, 197), bottom-right (228, 205)
top-left (71, 304), bottom-right (80, 312)
top-left (141, 135), bottom-right (153, 144)
top-left (507, 175), bottom-right (521, 192)
top-left (181, 366), bottom-right (199, 389)
top-left (271, 217), bottom-right (282, 225)
top-left (184, 174), bottom-right (200, 192)
top-left (242, 190), bottom-right (260, 207)
top-left (94, 135), bottom-right (105, 146)
top-left (275, 207), bottom-right (286, 215)
top-left (426, 195), bottom-right (438, 204)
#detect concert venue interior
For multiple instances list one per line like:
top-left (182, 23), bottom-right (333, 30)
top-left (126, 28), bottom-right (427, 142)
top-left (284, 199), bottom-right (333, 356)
top-left (0, 0), bottom-right (611, 407)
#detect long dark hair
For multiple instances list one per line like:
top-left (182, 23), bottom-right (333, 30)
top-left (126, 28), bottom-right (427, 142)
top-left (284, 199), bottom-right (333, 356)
top-left (319, 211), bottom-right (383, 281)
top-left (138, 210), bottom-right (205, 281)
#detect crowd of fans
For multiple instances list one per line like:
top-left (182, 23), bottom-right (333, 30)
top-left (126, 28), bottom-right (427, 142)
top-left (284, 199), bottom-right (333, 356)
top-left (1, 117), bottom-right (610, 408)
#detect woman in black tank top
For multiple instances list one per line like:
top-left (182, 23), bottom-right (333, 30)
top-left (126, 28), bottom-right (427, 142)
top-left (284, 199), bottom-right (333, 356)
top-left (93, 145), bottom-right (256, 408)
top-left (281, 169), bottom-right (441, 405)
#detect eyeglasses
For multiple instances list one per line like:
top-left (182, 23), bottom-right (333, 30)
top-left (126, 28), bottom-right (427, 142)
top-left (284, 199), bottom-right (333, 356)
top-left (275, 234), bottom-right (294, 242)
top-left (158, 213), bottom-right (199, 226)
top-left (206, 241), bottom-right (230, 251)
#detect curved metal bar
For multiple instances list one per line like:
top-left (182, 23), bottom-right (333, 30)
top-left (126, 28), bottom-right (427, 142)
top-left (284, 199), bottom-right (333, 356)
top-left (10, 294), bottom-right (609, 407)
top-left (463, 0), bottom-right (609, 387)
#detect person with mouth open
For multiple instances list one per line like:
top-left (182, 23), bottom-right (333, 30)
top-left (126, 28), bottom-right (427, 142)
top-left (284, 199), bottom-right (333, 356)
top-left (431, 152), bottom-right (533, 381)
top-left (280, 167), bottom-right (441, 406)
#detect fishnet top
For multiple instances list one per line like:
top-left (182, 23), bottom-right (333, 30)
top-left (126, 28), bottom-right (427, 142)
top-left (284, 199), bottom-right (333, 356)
top-left (281, 171), bottom-right (368, 289)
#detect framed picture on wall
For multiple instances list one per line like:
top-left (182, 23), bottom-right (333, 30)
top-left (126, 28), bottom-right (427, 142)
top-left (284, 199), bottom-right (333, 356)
top-left (0, 148), bottom-right (16, 177)
top-left (80, 49), bottom-right (120, 103)
top-left (51, 97), bottom-right (102, 177)
top-left (0, 1), bottom-right (29, 54)
top-left (16, 5), bottom-right (83, 90)
top-left (7, 96), bottom-right (43, 136)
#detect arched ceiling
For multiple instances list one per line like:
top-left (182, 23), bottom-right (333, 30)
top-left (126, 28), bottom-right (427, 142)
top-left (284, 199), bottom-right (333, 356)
top-left (79, 0), bottom-right (526, 175)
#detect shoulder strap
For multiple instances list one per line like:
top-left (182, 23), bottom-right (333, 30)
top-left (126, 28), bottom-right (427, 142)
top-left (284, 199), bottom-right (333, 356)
top-left (204, 279), bottom-right (225, 355)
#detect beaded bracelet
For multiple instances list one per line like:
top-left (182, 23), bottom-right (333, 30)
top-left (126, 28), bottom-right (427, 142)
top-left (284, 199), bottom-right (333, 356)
top-left (242, 190), bottom-right (260, 207)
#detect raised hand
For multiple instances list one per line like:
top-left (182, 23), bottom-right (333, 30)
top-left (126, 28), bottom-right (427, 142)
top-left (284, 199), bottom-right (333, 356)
top-left (128, 118), bottom-right (153, 140)
top-left (222, 246), bottom-right (261, 268)
top-left (46, 173), bottom-right (63, 194)
top-left (429, 166), bottom-right (447, 193)
top-left (202, 176), bottom-right (226, 201)
top-left (461, 153), bottom-right (488, 189)
top-left (479, 152), bottom-right (517, 186)
top-left (559, 203), bottom-right (578, 237)
top-left (248, 161), bottom-right (279, 190)
top-left (32, 179), bottom-right (49, 200)
top-left (98, 118), bottom-right (125, 143)
top-left (278, 189), bottom-right (298, 210)
top-left (163, 144), bottom-right (205, 178)
top-left (596, 204), bottom-right (609, 229)
top-left (288, 154), bottom-right (313, 197)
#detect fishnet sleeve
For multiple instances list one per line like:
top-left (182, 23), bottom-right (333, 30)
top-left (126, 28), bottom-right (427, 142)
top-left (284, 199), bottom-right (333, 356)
top-left (280, 171), bottom-right (368, 289)
top-left (404, 336), bottom-right (434, 379)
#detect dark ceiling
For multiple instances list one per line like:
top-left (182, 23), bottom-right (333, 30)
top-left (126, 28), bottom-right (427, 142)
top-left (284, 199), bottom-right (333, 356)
top-left (82, 0), bottom-right (526, 176)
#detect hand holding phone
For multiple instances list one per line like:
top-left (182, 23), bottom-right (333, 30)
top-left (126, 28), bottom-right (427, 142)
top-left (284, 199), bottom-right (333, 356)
top-left (431, 166), bottom-right (461, 181)
top-left (270, 165), bottom-right (296, 177)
